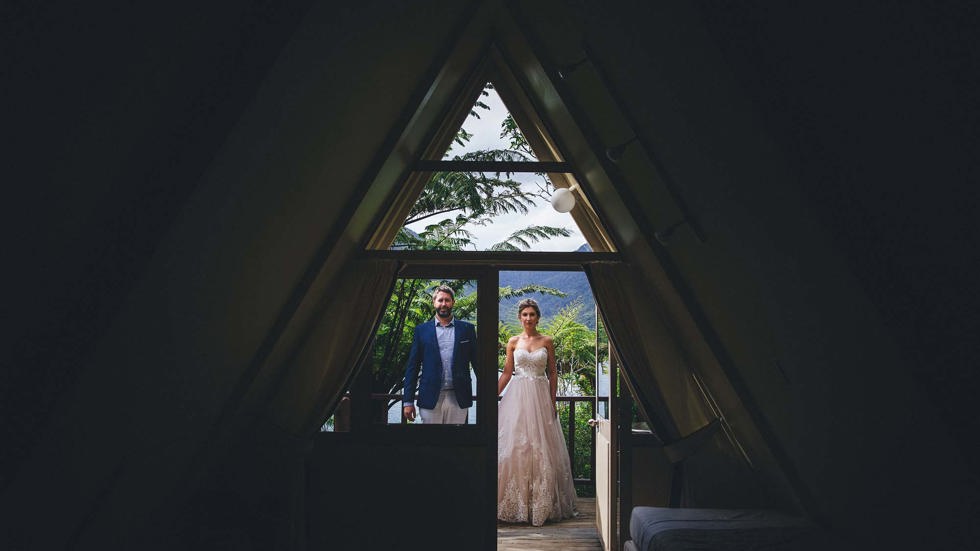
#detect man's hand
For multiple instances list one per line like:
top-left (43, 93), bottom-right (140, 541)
top-left (403, 404), bottom-right (416, 422)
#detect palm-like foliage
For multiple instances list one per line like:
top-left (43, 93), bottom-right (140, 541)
top-left (395, 83), bottom-right (569, 252)
top-left (396, 215), bottom-right (477, 251)
top-left (371, 278), bottom-right (474, 417)
top-left (544, 304), bottom-right (596, 396)
top-left (404, 151), bottom-right (535, 225)
top-left (497, 300), bottom-right (605, 397)
top-left (489, 226), bottom-right (572, 251)
top-left (395, 160), bottom-right (569, 252)
top-left (372, 279), bottom-right (435, 392)
top-left (395, 176), bottom-right (570, 250)
top-left (496, 284), bottom-right (568, 367)
top-left (543, 301), bottom-right (606, 396)
top-left (500, 113), bottom-right (536, 159)
top-left (498, 284), bottom-right (567, 301)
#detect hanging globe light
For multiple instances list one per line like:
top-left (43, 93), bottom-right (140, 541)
top-left (550, 184), bottom-right (579, 213)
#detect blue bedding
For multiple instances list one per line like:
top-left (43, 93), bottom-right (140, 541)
top-left (626, 506), bottom-right (835, 551)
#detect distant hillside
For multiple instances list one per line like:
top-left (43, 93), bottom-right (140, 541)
top-left (401, 241), bottom-right (598, 329)
top-left (498, 243), bottom-right (596, 329)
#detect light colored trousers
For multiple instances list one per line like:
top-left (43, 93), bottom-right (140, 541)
top-left (419, 389), bottom-right (468, 424)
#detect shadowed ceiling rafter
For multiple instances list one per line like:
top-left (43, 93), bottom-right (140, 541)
top-left (357, 2), bottom-right (618, 254)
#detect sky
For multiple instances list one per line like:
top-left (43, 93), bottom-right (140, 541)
top-left (404, 86), bottom-right (585, 251)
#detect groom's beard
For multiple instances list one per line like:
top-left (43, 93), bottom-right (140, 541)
top-left (436, 307), bottom-right (452, 319)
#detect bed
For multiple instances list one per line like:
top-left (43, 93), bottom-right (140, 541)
top-left (623, 506), bottom-right (837, 551)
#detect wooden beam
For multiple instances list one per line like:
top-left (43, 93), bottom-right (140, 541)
top-left (414, 160), bottom-right (572, 173)
top-left (363, 250), bottom-right (620, 269)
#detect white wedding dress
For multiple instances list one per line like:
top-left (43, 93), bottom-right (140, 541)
top-left (497, 347), bottom-right (578, 525)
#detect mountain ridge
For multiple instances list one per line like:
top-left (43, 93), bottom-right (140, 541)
top-left (498, 243), bottom-right (596, 329)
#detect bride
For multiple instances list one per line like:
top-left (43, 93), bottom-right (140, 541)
top-left (497, 298), bottom-right (578, 525)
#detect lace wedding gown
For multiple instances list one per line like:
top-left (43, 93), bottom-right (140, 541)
top-left (497, 347), bottom-right (578, 525)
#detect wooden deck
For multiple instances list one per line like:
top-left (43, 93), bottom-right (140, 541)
top-left (497, 497), bottom-right (603, 550)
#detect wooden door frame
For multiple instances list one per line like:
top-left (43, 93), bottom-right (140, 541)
top-left (595, 342), bottom-right (620, 551)
top-left (381, 252), bottom-right (625, 550)
top-left (392, 263), bottom-right (498, 550)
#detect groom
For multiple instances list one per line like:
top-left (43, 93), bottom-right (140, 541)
top-left (402, 285), bottom-right (478, 424)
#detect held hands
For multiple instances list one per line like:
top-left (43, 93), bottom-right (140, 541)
top-left (403, 404), bottom-right (416, 422)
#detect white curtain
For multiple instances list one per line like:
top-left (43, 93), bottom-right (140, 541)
top-left (586, 263), bottom-right (714, 438)
top-left (265, 257), bottom-right (398, 437)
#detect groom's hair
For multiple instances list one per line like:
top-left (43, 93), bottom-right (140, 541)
top-left (433, 284), bottom-right (455, 299)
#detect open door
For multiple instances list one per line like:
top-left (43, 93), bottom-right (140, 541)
top-left (593, 330), bottom-right (619, 551)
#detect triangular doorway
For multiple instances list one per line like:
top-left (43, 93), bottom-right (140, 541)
top-left (303, 3), bottom-right (805, 549)
top-left (365, 47), bottom-right (617, 253)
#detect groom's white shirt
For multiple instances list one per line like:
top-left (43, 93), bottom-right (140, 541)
top-left (434, 316), bottom-right (455, 390)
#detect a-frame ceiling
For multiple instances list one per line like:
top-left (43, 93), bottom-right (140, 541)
top-left (365, 46), bottom-right (618, 253)
top-left (3, 1), bottom-right (978, 549)
top-left (326, 0), bottom-right (810, 518)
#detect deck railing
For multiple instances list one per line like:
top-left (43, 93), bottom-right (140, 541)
top-left (556, 396), bottom-right (605, 490)
top-left (354, 393), bottom-right (606, 489)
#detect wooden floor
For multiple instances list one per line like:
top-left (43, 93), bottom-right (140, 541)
top-left (497, 497), bottom-right (603, 550)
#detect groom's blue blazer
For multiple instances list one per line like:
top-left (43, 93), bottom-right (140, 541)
top-left (403, 319), bottom-right (478, 410)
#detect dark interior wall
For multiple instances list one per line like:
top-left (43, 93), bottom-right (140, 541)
top-left (307, 439), bottom-right (487, 551)
top-left (545, 1), bottom-right (979, 546)
top-left (3, 0), bottom-right (978, 549)
top-left (691, 0), bottom-right (980, 478)
top-left (1, 0), bottom-right (316, 494)
top-left (675, 4), bottom-right (980, 537)
top-left (630, 444), bottom-right (672, 508)
top-left (2, 1), bottom-right (470, 548)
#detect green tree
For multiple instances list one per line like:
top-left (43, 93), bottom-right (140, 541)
top-left (557, 399), bottom-right (596, 495)
top-left (368, 85), bottom-right (574, 418)
top-left (542, 301), bottom-right (602, 396)
top-left (372, 278), bottom-right (566, 418)
top-left (394, 84), bottom-right (570, 252)
top-left (501, 301), bottom-right (606, 396)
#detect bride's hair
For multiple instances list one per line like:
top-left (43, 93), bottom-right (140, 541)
top-left (516, 298), bottom-right (540, 317)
